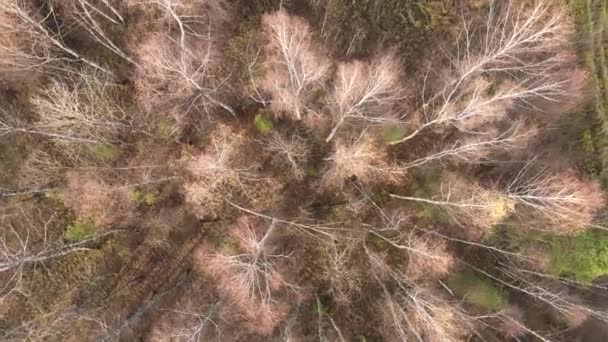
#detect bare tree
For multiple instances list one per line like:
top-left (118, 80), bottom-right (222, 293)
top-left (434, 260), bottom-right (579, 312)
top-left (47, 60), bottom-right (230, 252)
top-left (322, 133), bottom-right (405, 189)
top-left (390, 174), bottom-right (514, 232)
top-left (391, 162), bottom-right (604, 234)
top-left (0, 207), bottom-right (120, 301)
top-left (320, 241), bottom-right (362, 305)
top-left (127, 0), bottom-right (231, 27)
top-left (16, 149), bottom-right (63, 189)
top-left (395, 76), bottom-right (564, 146)
top-left (68, 0), bottom-right (135, 65)
top-left (133, 0), bottom-right (235, 130)
top-left (0, 0), bottom-right (112, 74)
top-left (401, 121), bottom-right (537, 169)
top-left (62, 171), bottom-right (134, 228)
top-left (1, 68), bottom-right (128, 145)
top-left (402, 234), bottom-right (455, 281)
top-left (164, 301), bottom-right (223, 342)
top-left (455, 0), bottom-right (572, 77)
top-left (0, 304), bottom-right (80, 341)
top-left (366, 248), bottom-right (475, 342)
top-left (258, 10), bottom-right (331, 121)
top-left (0, 5), bottom-right (54, 83)
top-left (390, 0), bottom-right (573, 145)
top-left (196, 216), bottom-right (293, 335)
top-left (183, 125), bottom-right (258, 217)
top-left (504, 161), bottom-right (605, 233)
top-left (325, 53), bottom-right (404, 142)
top-left (263, 132), bottom-right (311, 181)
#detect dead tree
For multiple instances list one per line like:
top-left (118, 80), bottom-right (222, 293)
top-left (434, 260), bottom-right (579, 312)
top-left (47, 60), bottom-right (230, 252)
top-left (464, 261), bottom-right (608, 324)
top-left (258, 10), bottom-right (331, 121)
top-left (227, 201), bottom-right (350, 244)
top-left (315, 295), bottom-right (348, 342)
top-left (325, 53), bottom-right (404, 142)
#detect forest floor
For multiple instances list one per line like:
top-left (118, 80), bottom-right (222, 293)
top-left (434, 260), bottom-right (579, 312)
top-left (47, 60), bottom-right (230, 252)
top-left (572, 0), bottom-right (608, 184)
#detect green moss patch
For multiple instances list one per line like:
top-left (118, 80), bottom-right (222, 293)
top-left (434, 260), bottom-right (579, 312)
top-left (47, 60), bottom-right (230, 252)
top-left (448, 271), bottom-right (506, 311)
top-left (129, 189), bottom-right (158, 206)
top-left (89, 144), bottom-right (119, 161)
top-left (547, 230), bottom-right (608, 284)
top-left (254, 111), bottom-right (274, 134)
top-left (65, 219), bottom-right (96, 242)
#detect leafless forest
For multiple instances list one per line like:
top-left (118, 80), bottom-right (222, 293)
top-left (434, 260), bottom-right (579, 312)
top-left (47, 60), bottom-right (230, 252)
top-left (2, 0), bottom-right (608, 341)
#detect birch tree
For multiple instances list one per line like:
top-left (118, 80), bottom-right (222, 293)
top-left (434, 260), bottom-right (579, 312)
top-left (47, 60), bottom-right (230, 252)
top-left (504, 162), bottom-right (605, 233)
top-left (325, 53), bottom-right (404, 142)
top-left (0, 0), bottom-right (112, 74)
top-left (197, 216), bottom-right (292, 335)
top-left (366, 248), bottom-right (475, 342)
top-left (390, 0), bottom-right (573, 145)
top-left (29, 68), bottom-right (128, 145)
top-left (259, 10), bottom-right (331, 121)
top-left (133, 0), bottom-right (235, 130)
top-left (390, 174), bottom-right (515, 232)
top-left (322, 133), bottom-right (405, 189)
top-left (0, 207), bottom-right (120, 301)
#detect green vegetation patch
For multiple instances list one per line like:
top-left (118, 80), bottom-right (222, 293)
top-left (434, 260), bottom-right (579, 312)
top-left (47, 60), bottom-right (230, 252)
top-left (157, 119), bottom-right (174, 140)
top-left (65, 219), bottom-right (96, 242)
top-left (547, 230), bottom-right (608, 284)
top-left (254, 111), bottom-right (274, 134)
top-left (45, 189), bottom-right (64, 203)
top-left (219, 237), bottom-right (240, 256)
top-left (405, 168), bottom-right (450, 225)
top-left (129, 189), bottom-right (158, 206)
top-left (89, 143), bottom-right (119, 161)
top-left (447, 271), bottom-right (506, 311)
top-left (382, 125), bottom-right (408, 143)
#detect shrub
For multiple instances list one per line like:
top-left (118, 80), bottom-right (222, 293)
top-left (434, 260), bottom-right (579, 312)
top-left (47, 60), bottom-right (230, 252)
top-left (546, 230), bottom-right (608, 284)
top-left (447, 271), bottom-right (506, 311)
top-left (65, 220), bottom-right (96, 242)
